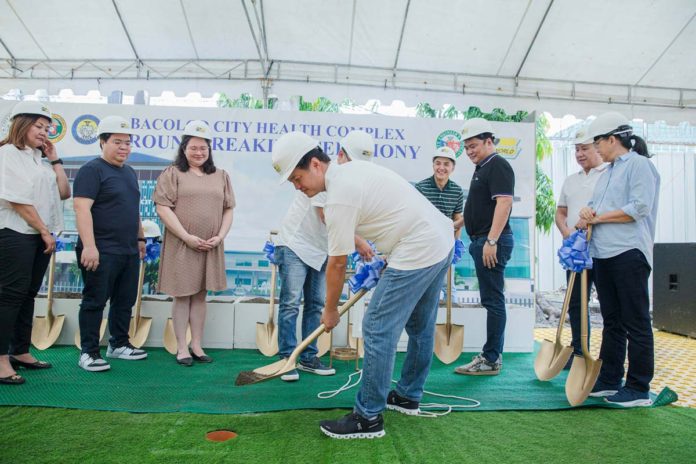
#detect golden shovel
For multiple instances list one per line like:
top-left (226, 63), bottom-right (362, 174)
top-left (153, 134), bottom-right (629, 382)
top-left (434, 266), bottom-right (464, 364)
top-left (256, 260), bottom-right (279, 356)
top-left (533, 272), bottom-right (577, 380)
top-left (31, 250), bottom-right (66, 350)
top-left (128, 260), bottom-right (152, 348)
top-left (236, 289), bottom-right (367, 386)
top-left (163, 319), bottom-right (192, 355)
top-left (565, 267), bottom-right (601, 406)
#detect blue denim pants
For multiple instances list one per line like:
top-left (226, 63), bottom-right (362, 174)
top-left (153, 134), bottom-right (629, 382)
top-left (355, 248), bottom-right (452, 418)
top-left (469, 233), bottom-right (514, 363)
top-left (276, 246), bottom-right (326, 362)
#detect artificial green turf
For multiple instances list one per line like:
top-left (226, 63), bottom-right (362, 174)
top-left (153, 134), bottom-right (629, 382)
top-left (1, 405), bottom-right (695, 463)
top-left (0, 346), bottom-right (673, 413)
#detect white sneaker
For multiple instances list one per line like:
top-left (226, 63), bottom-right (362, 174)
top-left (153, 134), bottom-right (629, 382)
top-left (106, 343), bottom-right (147, 360)
top-left (79, 352), bottom-right (111, 372)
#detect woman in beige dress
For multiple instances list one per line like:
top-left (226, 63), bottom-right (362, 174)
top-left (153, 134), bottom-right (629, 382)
top-left (154, 120), bottom-right (234, 365)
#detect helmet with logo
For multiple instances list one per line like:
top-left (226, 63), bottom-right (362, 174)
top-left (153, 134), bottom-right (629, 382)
top-left (432, 146), bottom-right (457, 162)
top-left (10, 101), bottom-right (52, 121)
top-left (272, 131), bottom-right (320, 183)
top-left (183, 120), bottom-right (212, 140)
top-left (460, 118), bottom-right (495, 140)
top-left (340, 130), bottom-right (374, 162)
top-left (573, 126), bottom-right (594, 145)
top-left (587, 112), bottom-right (632, 140)
top-left (97, 115), bottom-right (136, 135)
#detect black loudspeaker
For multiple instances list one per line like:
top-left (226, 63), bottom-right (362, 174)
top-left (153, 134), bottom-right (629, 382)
top-left (653, 243), bottom-right (696, 338)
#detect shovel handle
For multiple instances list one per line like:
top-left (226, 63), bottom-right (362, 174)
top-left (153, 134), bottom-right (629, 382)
top-left (287, 289), bottom-right (367, 364)
top-left (45, 250), bottom-right (57, 322)
top-left (267, 231), bottom-right (278, 324)
top-left (580, 225), bottom-right (593, 359)
top-left (134, 260), bottom-right (146, 323)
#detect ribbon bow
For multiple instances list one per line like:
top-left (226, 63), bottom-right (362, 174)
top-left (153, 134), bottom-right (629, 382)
top-left (263, 241), bottom-right (277, 265)
top-left (557, 229), bottom-right (592, 273)
top-left (55, 236), bottom-right (65, 252)
top-left (144, 238), bottom-right (161, 264)
top-left (452, 239), bottom-right (465, 264)
top-left (348, 254), bottom-right (385, 293)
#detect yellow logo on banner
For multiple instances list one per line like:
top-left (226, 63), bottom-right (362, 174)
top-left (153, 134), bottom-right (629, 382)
top-left (497, 137), bottom-right (522, 159)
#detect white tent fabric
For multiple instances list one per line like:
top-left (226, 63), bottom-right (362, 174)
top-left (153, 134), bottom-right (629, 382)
top-left (1, 0), bottom-right (695, 121)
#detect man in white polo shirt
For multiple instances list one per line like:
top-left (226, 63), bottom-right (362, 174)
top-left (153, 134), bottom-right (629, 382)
top-left (554, 126), bottom-right (607, 365)
top-left (272, 131), bottom-right (453, 439)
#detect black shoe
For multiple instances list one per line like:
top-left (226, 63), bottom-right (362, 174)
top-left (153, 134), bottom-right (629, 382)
top-left (0, 374), bottom-right (25, 385)
top-left (320, 412), bottom-right (385, 439)
top-left (176, 356), bottom-right (193, 366)
top-left (386, 390), bottom-right (420, 416)
top-left (189, 350), bottom-right (213, 363)
top-left (10, 357), bottom-right (52, 370)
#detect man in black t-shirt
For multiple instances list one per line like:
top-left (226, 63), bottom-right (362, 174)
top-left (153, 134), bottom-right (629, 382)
top-left (73, 116), bottom-right (147, 372)
top-left (454, 118), bottom-right (515, 377)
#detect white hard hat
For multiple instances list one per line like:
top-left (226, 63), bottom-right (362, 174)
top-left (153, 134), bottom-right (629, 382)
top-left (183, 120), bottom-right (212, 140)
top-left (573, 127), bottom-right (594, 145)
top-left (587, 112), bottom-right (632, 139)
top-left (432, 146), bottom-right (457, 162)
top-left (271, 131), bottom-right (320, 183)
top-left (10, 101), bottom-right (52, 121)
top-left (142, 219), bottom-right (162, 238)
top-left (97, 115), bottom-right (136, 136)
top-left (340, 130), bottom-right (374, 162)
top-left (460, 118), bottom-right (495, 140)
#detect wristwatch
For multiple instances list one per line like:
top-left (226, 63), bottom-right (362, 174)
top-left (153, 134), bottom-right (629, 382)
top-left (49, 158), bottom-right (63, 165)
top-left (486, 238), bottom-right (498, 246)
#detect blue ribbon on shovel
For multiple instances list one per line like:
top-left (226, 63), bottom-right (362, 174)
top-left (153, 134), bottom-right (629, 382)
top-left (348, 252), bottom-right (385, 292)
top-left (452, 239), bottom-right (465, 264)
top-left (263, 241), bottom-right (277, 265)
top-left (557, 229), bottom-right (592, 273)
top-left (144, 238), bottom-right (161, 264)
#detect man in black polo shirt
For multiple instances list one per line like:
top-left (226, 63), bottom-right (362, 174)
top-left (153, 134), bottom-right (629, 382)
top-left (73, 115), bottom-right (147, 372)
top-left (415, 146), bottom-right (464, 239)
top-left (454, 118), bottom-right (514, 376)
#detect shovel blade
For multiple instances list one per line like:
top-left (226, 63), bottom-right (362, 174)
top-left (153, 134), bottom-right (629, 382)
top-left (433, 324), bottom-right (464, 365)
top-left (316, 331), bottom-right (331, 357)
top-left (534, 339), bottom-right (573, 381)
top-left (163, 318), bottom-right (191, 355)
top-left (565, 355), bottom-right (603, 406)
top-left (129, 317), bottom-right (153, 348)
top-left (235, 358), bottom-right (296, 386)
top-left (32, 315), bottom-right (65, 350)
top-left (255, 322), bottom-right (279, 357)
top-left (74, 319), bottom-right (107, 350)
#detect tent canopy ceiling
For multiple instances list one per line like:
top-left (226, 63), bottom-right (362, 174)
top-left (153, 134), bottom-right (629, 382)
top-left (1, 0), bottom-right (695, 118)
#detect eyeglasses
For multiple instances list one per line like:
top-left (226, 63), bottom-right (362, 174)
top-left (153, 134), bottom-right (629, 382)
top-left (187, 146), bottom-right (209, 153)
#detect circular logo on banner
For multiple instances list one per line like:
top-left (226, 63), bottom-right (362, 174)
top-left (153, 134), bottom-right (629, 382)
top-left (72, 114), bottom-right (100, 145)
top-left (435, 130), bottom-right (464, 158)
top-left (48, 113), bottom-right (67, 143)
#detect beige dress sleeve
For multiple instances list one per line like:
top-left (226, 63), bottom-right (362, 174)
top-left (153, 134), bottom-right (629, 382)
top-left (153, 165), bottom-right (178, 208)
top-left (222, 169), bottom-right (236, 209)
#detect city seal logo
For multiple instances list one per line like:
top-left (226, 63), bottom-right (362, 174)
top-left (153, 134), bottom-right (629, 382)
top-left (435, 130), bottom-right (464, 158)
top-left (72, 114), bottom-right (100, 145)
top-left (48, 113), bottom-right (67, 143)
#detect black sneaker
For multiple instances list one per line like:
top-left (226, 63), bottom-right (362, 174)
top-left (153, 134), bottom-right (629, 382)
top-left (297, 357), bottom-right (335, 376)
top-left (589, 379), bottom-right (623, 398)
top-left (386, 390), bottom-right (420, 416)
top-left (320, 412), bottom-right (385, 439)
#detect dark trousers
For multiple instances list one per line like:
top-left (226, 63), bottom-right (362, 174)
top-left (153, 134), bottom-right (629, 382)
top-left (566, 268), bottom-right (594, 356)
top-left (77, 249), bottom-right (139, 354)
top-left (0, 228), bottom-right (51, 356)
top-left (469, 233), bottom-right (514, 362)
top-left (594, 249), bottom-right (654, 393)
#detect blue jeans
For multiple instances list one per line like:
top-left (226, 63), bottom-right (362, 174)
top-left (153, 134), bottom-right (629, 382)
top-left (276, 246), bottom-right (326, 362)
top-left (594, 249), bottom-right (653, 393)
top-left (77, 250), bottom-right (140, 354)
top-left (469, 233), bottom-right (514, 363)
top-left (355, 249), bottom-right (452, 418)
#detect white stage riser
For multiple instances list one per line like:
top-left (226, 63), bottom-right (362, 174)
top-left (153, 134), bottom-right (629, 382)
top-left (33, 299), bottom-right (534, 353)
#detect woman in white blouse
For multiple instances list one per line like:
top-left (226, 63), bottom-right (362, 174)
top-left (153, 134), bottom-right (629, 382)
top-left (0, 102), bottom-right (70, 385)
